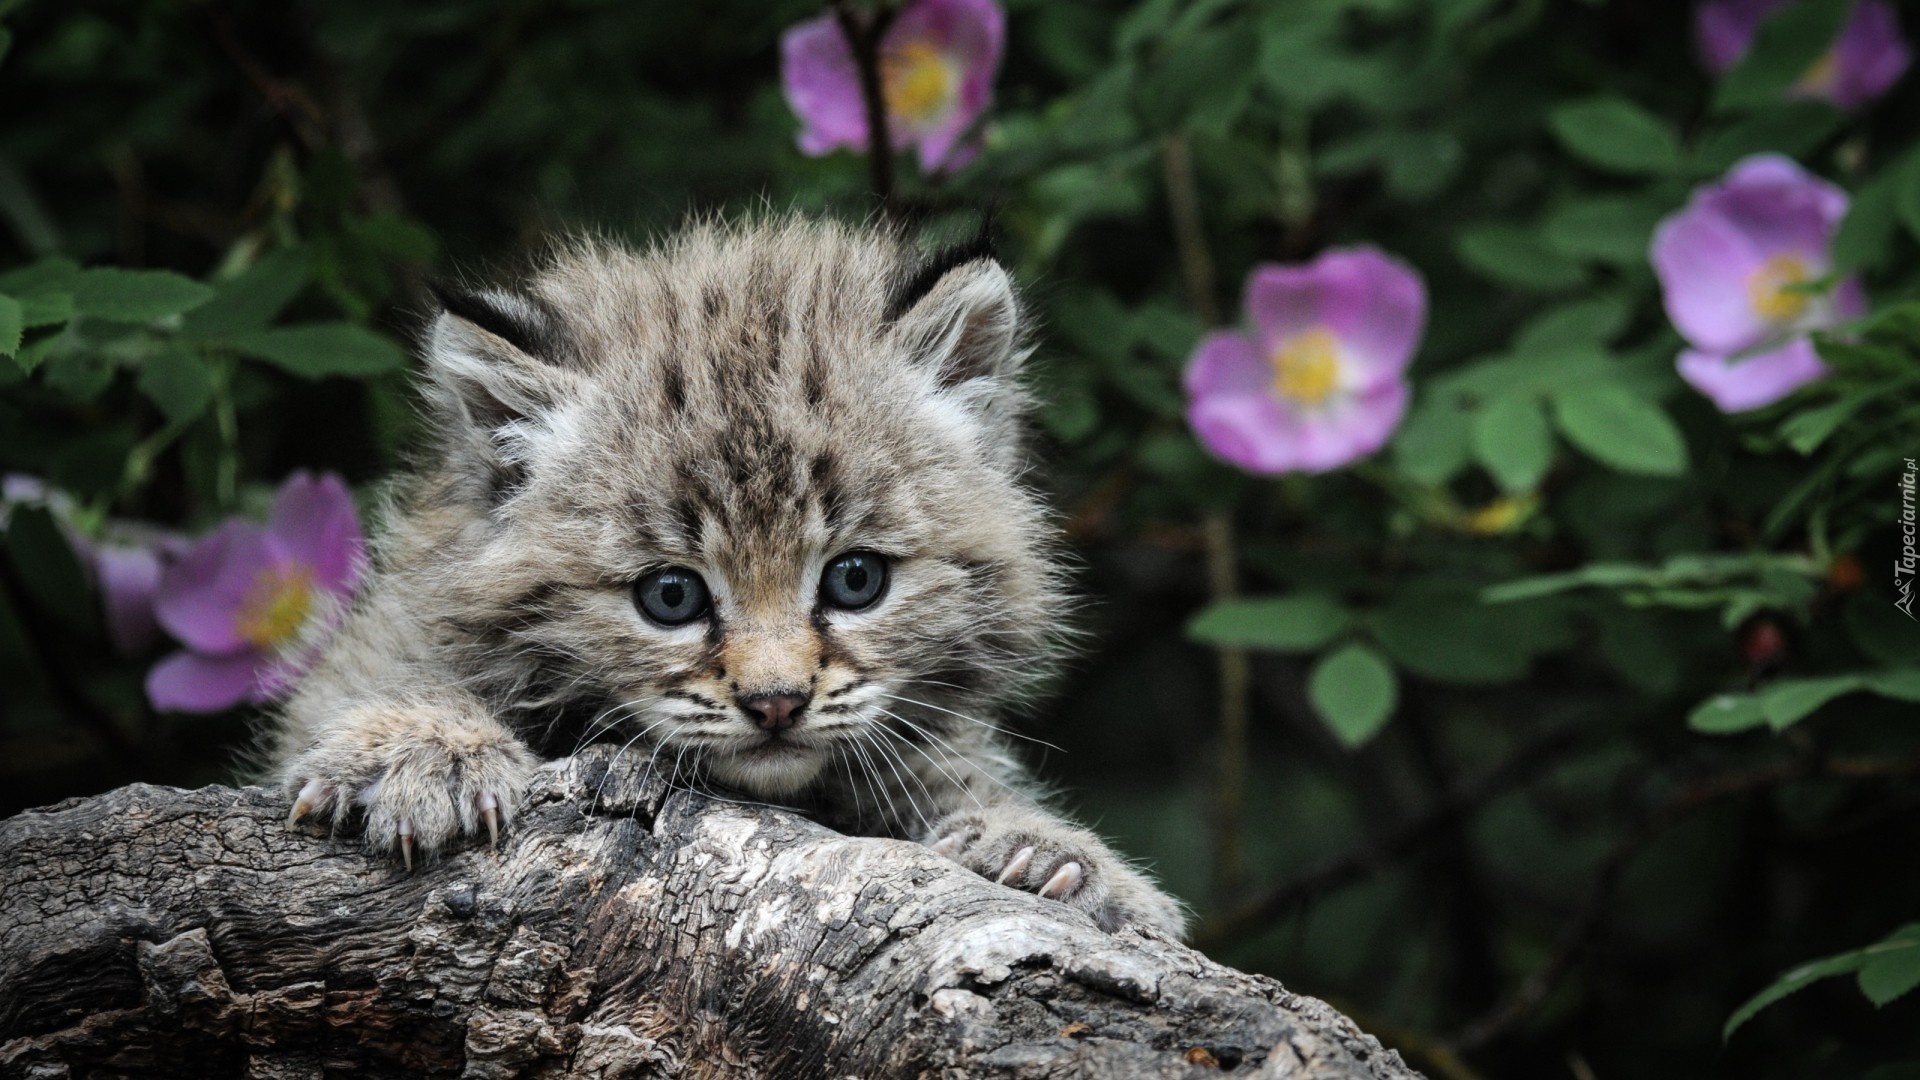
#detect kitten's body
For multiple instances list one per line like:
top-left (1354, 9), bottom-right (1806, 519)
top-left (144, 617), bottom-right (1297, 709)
top-left (272, 218), bottom-right (1184, 936)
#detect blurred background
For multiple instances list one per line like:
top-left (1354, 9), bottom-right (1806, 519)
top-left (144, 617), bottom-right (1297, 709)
top-left (2, 1), bottom-right (1919, 1077)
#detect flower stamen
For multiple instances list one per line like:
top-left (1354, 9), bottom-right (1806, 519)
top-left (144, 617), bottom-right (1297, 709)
top-left (236, 566), bottom-right (316, 649)
top-left (1746, 254), bottom-right (1814, 324)
top-left (883, 39), bottom-right (958, 124)
top-left (1270, 328), bottom-right (1343, 407)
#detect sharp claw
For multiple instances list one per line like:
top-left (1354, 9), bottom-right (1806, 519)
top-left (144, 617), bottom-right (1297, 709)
top-left (482, 806), bottom-right (500, 852)
top-left (998, 845), bottom-right (1036, 885)
top-left (1040, 861), bottom-right (1084, 899)
top-left (930, 833), bottom-right (962, 858)
top-left (397, 818), bottom-right (415, 872)
top-left (287, 779), bottom-right (325, 828)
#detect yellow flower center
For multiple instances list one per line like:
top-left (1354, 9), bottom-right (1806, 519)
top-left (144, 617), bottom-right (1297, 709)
top-left (883, 39), bottom-right (958, 124)
top-left (235, 566), bottom-right (315, 649)
top-left (1270, 328), bottom-right (1343, 406)
top-left (1746, 254), bottom-right (1814, 323)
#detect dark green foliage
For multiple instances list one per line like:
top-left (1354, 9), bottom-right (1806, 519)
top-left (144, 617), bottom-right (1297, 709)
top-left (2, 2), bottom-right (1919, 1077)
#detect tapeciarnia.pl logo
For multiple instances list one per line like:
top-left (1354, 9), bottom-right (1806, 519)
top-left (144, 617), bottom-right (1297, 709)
top-left (1899, 457), bottom-right (1917, 620)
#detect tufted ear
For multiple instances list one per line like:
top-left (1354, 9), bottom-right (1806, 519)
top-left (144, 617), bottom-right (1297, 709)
top-left (890, 255), bottom-right (1026, 392)
top-left (424, 286), bottom-right (582, 506)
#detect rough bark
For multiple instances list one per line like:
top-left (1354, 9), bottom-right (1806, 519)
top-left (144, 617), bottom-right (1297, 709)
top-left (0, 746), bottom-right (1422, 1080)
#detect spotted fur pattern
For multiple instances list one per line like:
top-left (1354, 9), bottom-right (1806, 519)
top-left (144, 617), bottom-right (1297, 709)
top-left (269, 217), bottom-right (1185, 936)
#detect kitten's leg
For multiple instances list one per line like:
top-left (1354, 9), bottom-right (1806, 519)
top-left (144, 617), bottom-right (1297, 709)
top-left (280, 696), bottom-right (539, 868)
top-left (926, 802), bottom-right (1188, 937)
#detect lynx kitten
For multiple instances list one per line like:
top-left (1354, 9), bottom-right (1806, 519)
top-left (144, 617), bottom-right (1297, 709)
top-left (272, 217), bottom-right (1185, 936)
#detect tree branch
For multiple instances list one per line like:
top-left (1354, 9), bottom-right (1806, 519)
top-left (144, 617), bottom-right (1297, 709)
top-left (0, 746), bottom-right (1425, 1079)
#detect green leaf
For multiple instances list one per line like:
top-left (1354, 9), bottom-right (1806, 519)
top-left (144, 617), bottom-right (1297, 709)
top-left (1473, 392), bottom-right (1554, 493)
top-left (1308, 644), bottom-right (1399, 748)
top-left (1779, 392), bottom-right (1872, 454)
top-left (1726, 925), bottom-right (1920, 1039)
top-left (1549, 97), bottom-right (1684, 175)
top-left (230, 323), bottom-right (407, 378)
top-left (17, 291), bottom-right (72, 328)
top-left (1688, 693), bottom-right (1768, 734)
top-left (1869, 669), bottom-right (1920, 702)
top-left (1834, 163), bottom-right (1904, 273)
top-left (136, 348), bottom-right (216, 424)
top-left (1859, 926), bottom-right (1920, 1007)
top-left (1541, 198), bottom-right (1668, 266)
top-left (1456, 224), bottom-right (1586, 292)
top-left (1515, 297), bottom-right (1633, 353)
top-left (1692, 103), bottom-right (1844, 175)
top-left (180, 247), bottom-right (312, 339)
top-left (1370, 585), bottom-right (1572, 684)
top-left (1187, 594), bottom-right (1349, 652)
top-left (1393, 394), bottom-right (1475, 486)
top-left (0, 294), bottom-right (20, 358)
top-left (1712, 0), bottom-right (1852, 112)
top-left (1551, 386), bottom-right (1689, 477)
top-left (1759, 675), bottom-right (1864, 730)
top-left (68, 267), bottom-right (215, 322)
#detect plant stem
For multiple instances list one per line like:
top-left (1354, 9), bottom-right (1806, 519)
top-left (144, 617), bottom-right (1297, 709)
top-left (834, 2), bottom-right (899, 214)
top-left (1161, 132), bottom-right (1246, 904)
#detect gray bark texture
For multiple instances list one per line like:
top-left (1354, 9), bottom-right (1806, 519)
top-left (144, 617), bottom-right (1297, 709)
top-left (0, 745), bottom-right (1422, 1080)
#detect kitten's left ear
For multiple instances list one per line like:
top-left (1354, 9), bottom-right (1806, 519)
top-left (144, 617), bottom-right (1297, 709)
top-left (890, 257), bottom-right (1026, 393)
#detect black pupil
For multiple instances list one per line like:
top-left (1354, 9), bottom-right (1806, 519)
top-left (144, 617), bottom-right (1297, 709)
top-left (843, 564), bottom-right (868, 592)
top-left (660, 580), bottom-right (685, 609)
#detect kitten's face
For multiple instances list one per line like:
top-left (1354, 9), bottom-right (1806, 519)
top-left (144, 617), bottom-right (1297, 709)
top-left (423, 222), bottom-right (1061, 798)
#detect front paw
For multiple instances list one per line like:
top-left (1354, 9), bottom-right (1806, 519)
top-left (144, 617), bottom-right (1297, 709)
top-left (282, 707), bottom-right (539, 869)
top-left (928, 811), bottom-right (1187, 937)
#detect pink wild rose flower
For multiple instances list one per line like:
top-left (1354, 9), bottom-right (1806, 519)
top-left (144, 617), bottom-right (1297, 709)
top-left (1650, 154), bottom-right (1865, 412)
top-left (1696, 0), bottom-right (1911, 109)
top-left (147, 471), bottom-right (365, 713)
top-left (1184, 247), bottom-right (1426, 475)
top-left (2, 474), bottom-right (182, 655)
top-left (781, 0), bottom-right (1004, 174)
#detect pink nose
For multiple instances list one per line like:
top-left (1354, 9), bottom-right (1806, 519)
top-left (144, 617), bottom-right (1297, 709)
top-left (739, 693), bottom-right (807, 732)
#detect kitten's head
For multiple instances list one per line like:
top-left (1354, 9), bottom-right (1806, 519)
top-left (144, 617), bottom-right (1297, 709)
top-left (416, 218), bottom-right (1066, 798)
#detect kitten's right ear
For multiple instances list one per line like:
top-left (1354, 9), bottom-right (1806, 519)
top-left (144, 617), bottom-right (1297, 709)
top-left (424, 286), bottom-right (576, 431)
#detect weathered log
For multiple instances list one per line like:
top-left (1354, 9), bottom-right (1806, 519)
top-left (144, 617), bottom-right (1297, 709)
top-left (0, 745), bottom-right (1421, 1079)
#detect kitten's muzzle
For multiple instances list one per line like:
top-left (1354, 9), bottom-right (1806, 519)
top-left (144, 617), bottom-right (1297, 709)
top-left (739, 691), bottom-right (809, 732)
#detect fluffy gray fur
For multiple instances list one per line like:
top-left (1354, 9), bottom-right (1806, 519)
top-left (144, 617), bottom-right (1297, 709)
top-left (270, 216), bottom-right (1186, 936)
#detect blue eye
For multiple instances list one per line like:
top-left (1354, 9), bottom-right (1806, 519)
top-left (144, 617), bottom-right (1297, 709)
top-left (634, 567), bottom-right (710, 626)
top-left (821, 552), bottom-right (888, 610)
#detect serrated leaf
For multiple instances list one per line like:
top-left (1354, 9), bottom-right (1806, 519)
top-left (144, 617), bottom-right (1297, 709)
top-left (0, 294), bottom-right (19, 358)
top-left (1186, 594), bottom-right (1349, 652)
top-left (1473, 392), bottom-right (1554, 493)
top-left (1727, 925), bottom-right (1920, 1039)
top-left (1308, 644), bottom-right (1398, 748)
top-left (1541, 198), bottom-right (1668, 266)
top-left (1549, 97), bottom-right (1683, 175)
top-left (68, 268), bottom-right (215, 323)
top-left (1552, 386), bottom-right (1688, 477)
top-left (136, 348), bottom-right (216, 424)
top-left (1456, 224), bottom-right (1586, 292)
top-left (230, 323), bottom-right (407, 378)
top-left (180, 247), bottom-right (312, 339)
top-left (1515, 297), bottom-right (1633, 353)
top-left (17, 291), bottom-right (71, 328)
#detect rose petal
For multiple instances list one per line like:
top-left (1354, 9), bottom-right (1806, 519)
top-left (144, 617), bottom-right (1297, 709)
top-left (154, 519), bottom-right (278, 656)
top-left (269, 471), bottom-right (365, 596)
top-left (146, 649), bottom-right (265, 713)
top-left (889, 0), bottom-right (1004, 172)
top-left (1188, 393), bottom-right (1298, 475)
top-left (1283, 381), bottom-right (1411, 473)
top-left (1245, 247), bottom-right (1426, 384)
top-left (1695, 0), bottom-right (1788, 74)
top-left (782, 15), bottom-right (868, 157)
top-left (1830, 0), bottom-right (1913, 108)
top-left (1651, 200), bottom-right (1772, 354)
top-left (92, 543), bottom-right (163, 656)
top-left (1710, 155), bottom-right (1849, 257)
top-left (1677, 338), bottom-right (1828, 413)
top-left (1183, 330), bottom-right (1268, 399)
